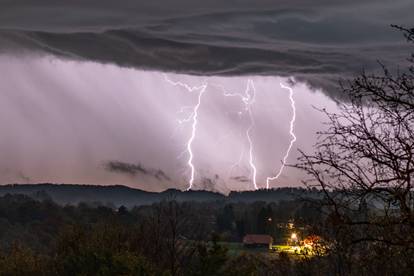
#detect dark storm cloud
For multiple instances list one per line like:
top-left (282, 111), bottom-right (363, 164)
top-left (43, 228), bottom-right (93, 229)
top-left (231, 176), bottom-right (250, 183)
top-left (105, 161), bottom-right (171, 181)
top-left (0, 0), bottom-right (412, 98)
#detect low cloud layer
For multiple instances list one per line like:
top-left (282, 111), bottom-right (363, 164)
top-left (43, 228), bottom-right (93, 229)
top-left (105, 161), bottom-right (171, 182)
top-left (0, 0), bottom-right (412, 98)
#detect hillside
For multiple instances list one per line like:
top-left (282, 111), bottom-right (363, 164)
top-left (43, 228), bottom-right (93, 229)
top-left (0, 184), bottom-right (318, 207)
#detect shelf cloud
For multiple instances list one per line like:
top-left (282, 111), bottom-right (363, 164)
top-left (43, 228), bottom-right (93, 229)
top-left (0, 0), bottom-right (412, 98)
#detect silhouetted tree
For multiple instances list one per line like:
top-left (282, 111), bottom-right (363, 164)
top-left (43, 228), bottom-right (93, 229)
top-left (189, 234), bottom-right (228, 276)
top-left (216, 204), bottom-right (235, 232)
top-left (295, 26), bottom-right (414, 274)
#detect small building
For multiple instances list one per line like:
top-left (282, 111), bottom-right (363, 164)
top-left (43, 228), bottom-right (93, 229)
top-left (243, 234), bottom-right (273, 249)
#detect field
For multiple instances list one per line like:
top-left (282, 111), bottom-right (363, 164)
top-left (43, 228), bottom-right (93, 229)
top-left (219, 242), bottom-right (269, 256)
top-left (218, 242), bottom-right (318, 259)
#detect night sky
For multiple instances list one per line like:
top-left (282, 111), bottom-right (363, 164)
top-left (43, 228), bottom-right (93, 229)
top-left (0, 1), bottom-right (411, 192)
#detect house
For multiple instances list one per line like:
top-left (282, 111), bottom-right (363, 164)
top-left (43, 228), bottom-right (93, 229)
top-left (243, 234), bottom-right (273, 249)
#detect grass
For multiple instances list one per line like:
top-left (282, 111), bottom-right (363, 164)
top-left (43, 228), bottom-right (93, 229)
top-left (218, 242), bottom-right (268, 256)
top-left (218, 242), bottom-right (320, 259)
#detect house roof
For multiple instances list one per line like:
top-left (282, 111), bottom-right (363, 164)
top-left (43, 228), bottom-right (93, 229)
top-left (243, 234), bottom-right (273, 244)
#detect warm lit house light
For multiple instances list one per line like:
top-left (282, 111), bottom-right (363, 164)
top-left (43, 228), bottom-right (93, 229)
top-left (291, 233), bottom-right (297, 241)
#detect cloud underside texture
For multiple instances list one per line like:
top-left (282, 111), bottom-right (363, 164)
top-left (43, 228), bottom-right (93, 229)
top-left (0, 0), bottom-right (412, 98)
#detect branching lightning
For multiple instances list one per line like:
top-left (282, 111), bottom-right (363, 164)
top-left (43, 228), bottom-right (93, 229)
top-left (186, 86), bottom-right (207, 190)
top-left (265, 83), bottom-right (297, 189)
top-left (213, 80), bottom-right (258, 190)
top-left (245, 80), bottom-right (258, 190)
top-left (164, 75), bottom-right (296, 191)
top-left (163, 74), bottom-right (207, 190)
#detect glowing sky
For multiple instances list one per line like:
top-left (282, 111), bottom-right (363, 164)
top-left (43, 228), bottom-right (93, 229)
top-left (0, 55), bottom-right (338, 192)
top-left (0, 0), bottom-right (411, 192)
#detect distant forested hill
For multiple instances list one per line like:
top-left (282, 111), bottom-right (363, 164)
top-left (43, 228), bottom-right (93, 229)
top-left (0, 184), bottom-right (319, 207)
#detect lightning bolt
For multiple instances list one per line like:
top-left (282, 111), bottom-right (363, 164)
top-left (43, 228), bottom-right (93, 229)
top-left (265, 82), bottom-right (297, 189)
top-left (245, 80), bottom-right (258, 190)
top-left (163, 74), bottom-right (207, 190)
top-left (164, 75), bottom-right (296, 191)
top-left (212, 79), bottom-right (258, 190)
